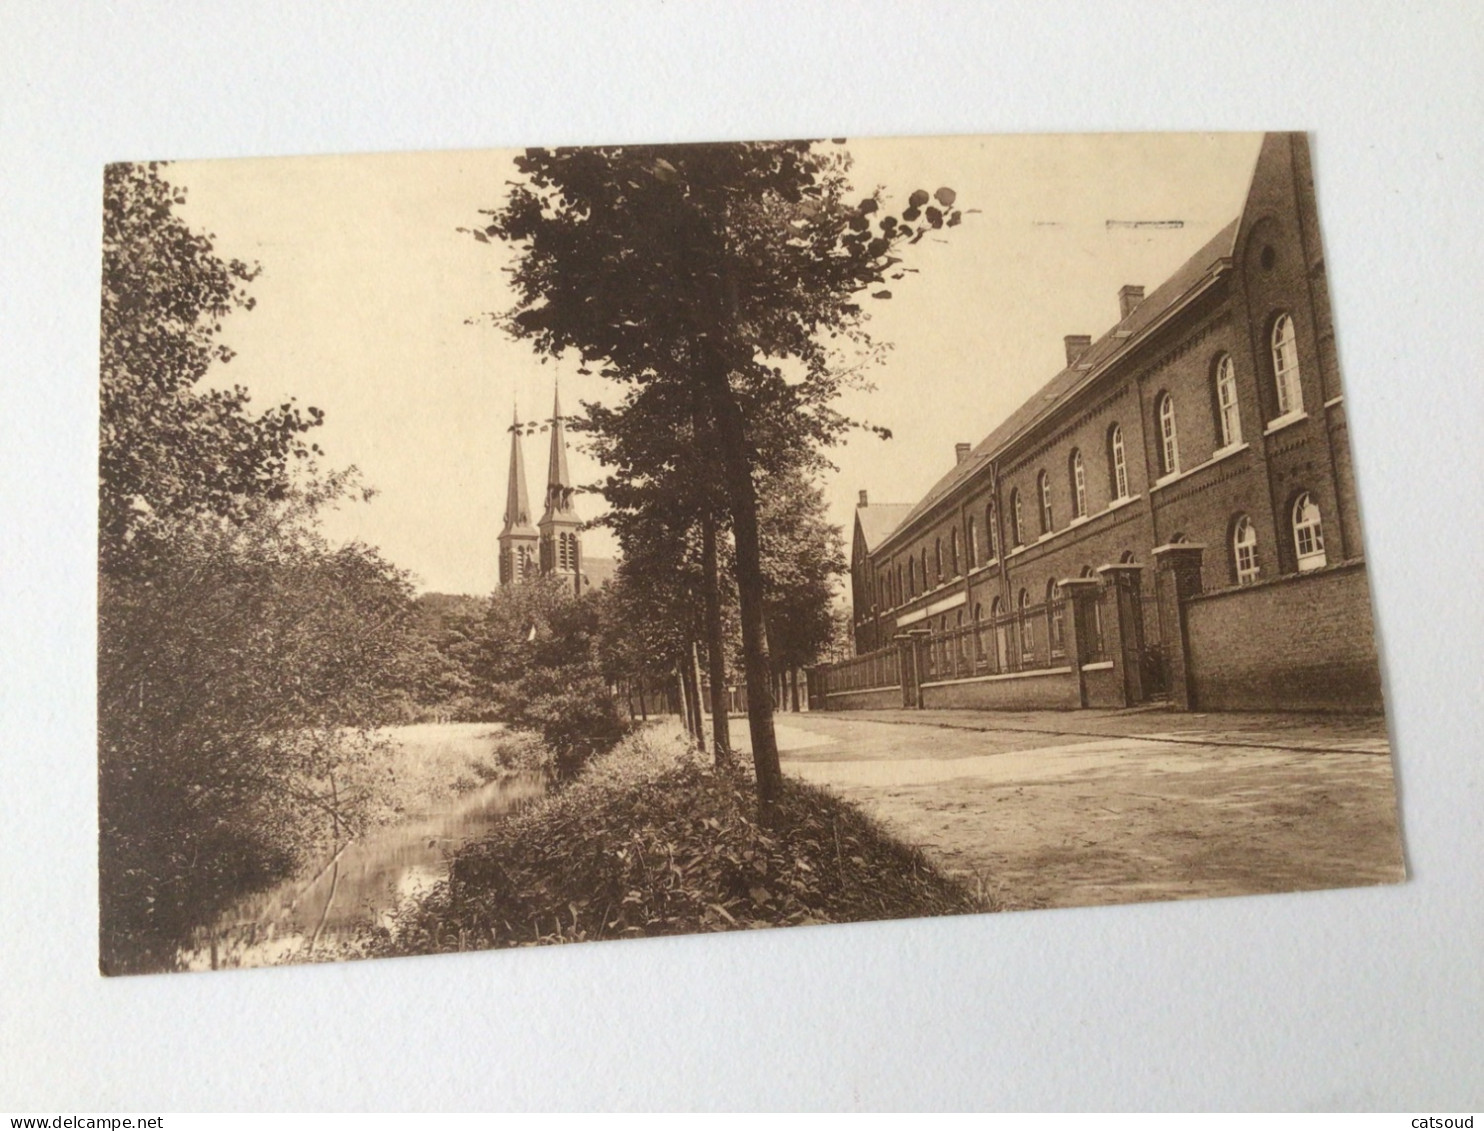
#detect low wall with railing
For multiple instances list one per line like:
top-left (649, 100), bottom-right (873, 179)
top-left (811, 645), bottom-right (901, 711)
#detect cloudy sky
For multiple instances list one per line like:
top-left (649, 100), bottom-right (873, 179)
top-left (170, 131), bottom-right (1263, 594)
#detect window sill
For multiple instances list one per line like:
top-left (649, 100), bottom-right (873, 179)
top-left (1264, 410), bottom-right (1308, 436)
top-left (1150, 443), bottom-right (1250, 493)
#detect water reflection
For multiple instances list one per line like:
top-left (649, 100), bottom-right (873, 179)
top-left (181, 771), bottom-right (546, 970)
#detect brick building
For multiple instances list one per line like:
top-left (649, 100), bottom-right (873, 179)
top-left (828, 133), bottom-right (1383, 715)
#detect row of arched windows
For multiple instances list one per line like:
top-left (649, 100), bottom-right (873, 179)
top-left (872, 310), bottom-right (1314, 611)
top-left (1229, 490), bottom-right (1327, 584)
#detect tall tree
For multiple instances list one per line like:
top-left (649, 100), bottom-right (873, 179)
top-left (100, 161), bottom-right (323, 575)
top-left (483, 141), bottom-right (958, 810)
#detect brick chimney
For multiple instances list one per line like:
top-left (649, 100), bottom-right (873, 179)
top-left (858, 489), bottom-right (869, 506)
top-left (1119, 284), bottom-right (1145, 320)
top-left (1064, 334), bottom-right (1092, 367)
top-left (955, 442), bottom-right (971, 464)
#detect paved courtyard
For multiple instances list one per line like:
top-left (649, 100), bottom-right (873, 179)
top-left (751, 707), bottom-right (1405, 911)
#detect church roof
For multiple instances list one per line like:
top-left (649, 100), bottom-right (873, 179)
top-left (581, 555), bottom-right (619, 591)
top-left (876, 216), bottom-right (1240, 553)
top-left (856, 503), bottom-right (914, 552)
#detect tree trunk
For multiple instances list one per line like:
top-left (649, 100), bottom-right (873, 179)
top-left (637, 674), bottom-right (648, 722)
top-left (700, 509), bottom-right (732, 764)
top-left (790, 667), bottom-right (800, 713)
top-left (687, 641), bottom-right (708, 754)
top-left (697, 346), bottom-right (782, 811)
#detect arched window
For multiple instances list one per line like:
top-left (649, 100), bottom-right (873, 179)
top-left (896, 564), bottom-right (903, 605)
top-left (950, 528), bottom-right (960, 576)
top-left (1292, 492), bottom-right (1327, 572)
top-left (972, 602), bottom-right (984, 659)
top-left (1069, 448), bottom-right (1087, 518)
top-left (1214, 353), bottom-right (1242, 447)
top-left (985, 503), bottom-right (998, 559)
top-left (1018, 589), bottom-right (1035, 660)
top-left (1009, 489), bottom-right (1024, 546)
top-left (907, 559), bottom-right (916, 598)
top-left (1108, 424), bottom-right (1129, 500)
top-left (1271, 312), bottom-right (1303, 417)
top-left (1038, 470), bottom-right (1053, 535)
top-left (1119, 550), bottom-right (1136, 564)
top-left (921, 548), bottom-right (929, 590)
top-left (934, 538), bottom-right (943, 584)
top-left (1156, 393), bottom-right (1180, 475)
top-left (966, 517), bottom-right (977, 569)
top-left (1233, 514), bottom-right (1259, 584)
top-left (1047, 579), bottom-right (1064, 657)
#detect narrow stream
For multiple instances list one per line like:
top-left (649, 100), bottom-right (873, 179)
top-left (179, 770), bottom-right (547, 970)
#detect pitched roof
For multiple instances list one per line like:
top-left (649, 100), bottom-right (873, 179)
top-left (581, 555), bottom-right (619, 591)
top-left (877, 216), bottom-right (1241, 552)
top-left (855, 503), bottom-right (913, 552)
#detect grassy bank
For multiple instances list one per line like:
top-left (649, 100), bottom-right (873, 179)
top-left (366, 724), bottom-right (989, 955)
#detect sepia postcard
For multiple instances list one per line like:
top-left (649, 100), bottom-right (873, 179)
top-left (97, 131), bottom-right (1404, 975)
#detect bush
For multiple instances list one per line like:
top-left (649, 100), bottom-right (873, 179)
top-left (496, 666), bottom-right (631, 779)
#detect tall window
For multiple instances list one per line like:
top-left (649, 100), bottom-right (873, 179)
top-left (1156, 393), bottom-right (1180, 476)
top-left (1109, 424), bottom-right (1129, 500)
top-left (1214, 354), bottom-right (1242, 447)
top-left (990, 596), bottom-right (1006, 670)
top-left (921, 548), bottom-right (929, 590)
top-left (972, 603), bottom-right (984, 659)
top-left (1233, 514), bottom-right (1259, 584)
top-left (1069, 448), bottom-right (1087, 518)
top-left (1010, 489), bottom-right (1023, 546)
top-left (966, 517), bottom-right (977, 569)
top-left (1271, 312), bottom-right (1303, 417)
top-left (896, 564), bottom-right (903, 604)
top-left (985, 503), bottom-right (998, 559)
top-left (1047, 579), bottom-right (1064, 657)
top-left (1038, 470), bottom-right (1053, 535)
top-left (934, 538), bottom-right (943, 584)
top-left (908, 559), bottom-right (915, 598)
top-left (950, 528), bottom-right (960, 576)
top-left (1292, 492), bottom-right (1327, 571)
top-left (1018, 589), bottom-right (1034, 660)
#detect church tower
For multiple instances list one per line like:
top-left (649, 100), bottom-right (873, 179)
top-left (497, 404), bottom-right (539, 586)
top-left (538, 385), bottom-right (583, 596)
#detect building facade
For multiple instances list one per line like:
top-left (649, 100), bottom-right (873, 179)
top-left (832, 133), bottom-right (1382, 714)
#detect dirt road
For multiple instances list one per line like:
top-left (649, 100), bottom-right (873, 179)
top-left (757, 708), bottom-right (1404, 911)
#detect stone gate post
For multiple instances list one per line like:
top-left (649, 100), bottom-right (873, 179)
top-left (1097, 562), bottom-right (1146, 706)
top-left (1152, 543), bottom-right (1206, 710)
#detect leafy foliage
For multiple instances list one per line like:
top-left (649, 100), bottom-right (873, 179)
top-left (96, 163), bottom-right (418, 973)
top-left (98, 494), bottom-right (417, 972)
top-left (366, 726), bottom-right (985, 954)
top-left (99, 162), bottom-right (324, 575)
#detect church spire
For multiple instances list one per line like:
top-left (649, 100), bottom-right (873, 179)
top-left (502, 401), bottom-right (535, 534)
top-left (542, 383), bottom-right (577, 521)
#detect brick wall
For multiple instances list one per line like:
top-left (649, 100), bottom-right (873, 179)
top-left (820, 686), bottom-right (903, 712)
top-left (1183, 560), bottom-right (1383, 712)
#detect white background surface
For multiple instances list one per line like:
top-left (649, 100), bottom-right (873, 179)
top-left (2, 1), bottom-right (1480, 1111)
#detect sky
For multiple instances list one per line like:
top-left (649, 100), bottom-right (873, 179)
top-left (168, 132), bottom-right (1264, 595)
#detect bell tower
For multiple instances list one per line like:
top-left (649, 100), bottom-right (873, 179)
top-left (538, 384), bottom-right (583, 595)
top-left (497, 403), bottom-right (539, 586)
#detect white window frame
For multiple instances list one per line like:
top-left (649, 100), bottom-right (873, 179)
top-left (1272, 313), bottom-right (1303, 418)
top-left (1292, 492), bottom-right (1327, 572)
top-left (966, 517), bottom-right (977, 569)
top-left (1038, 470), bottom-right (1054, 534)
top-left (1071, 448), bottom-right (1087, 518)
top-left (1110, 424), bottom-right (1129, 500)
top-left (1215, 354), bottom-right (1242, 447)
top-left (1233, 515), bottom-right (1260, 584)
top-left (1158, 394), bottom-right (1181, 476)
top-left (1011, 490), bottom-right (1023, 546)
